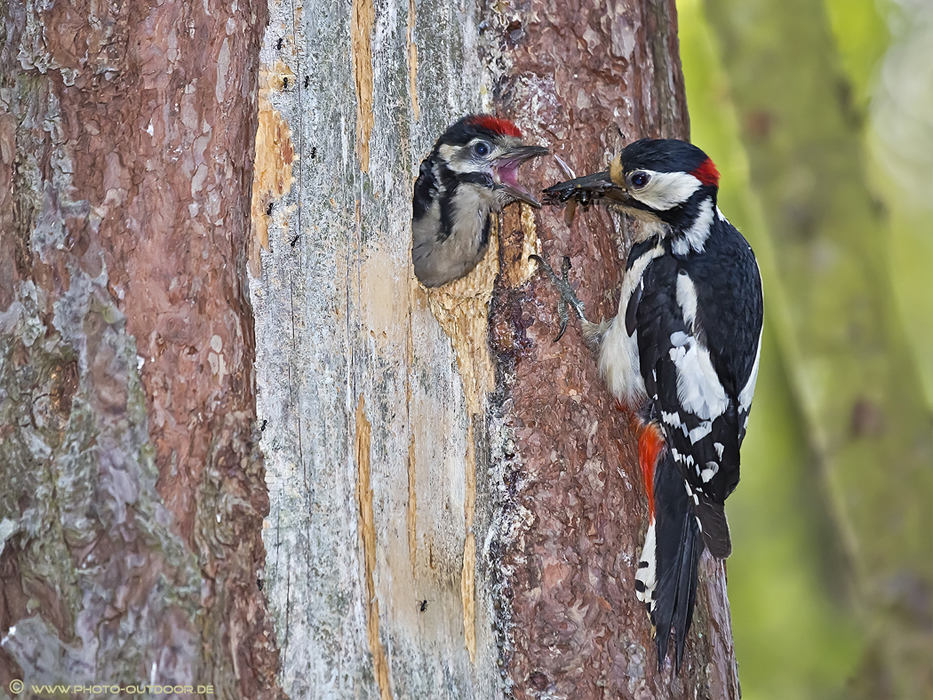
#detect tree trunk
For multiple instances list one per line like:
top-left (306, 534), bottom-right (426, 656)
top-left (255, 0), bottom-right (739, 697)
top-left (0, 1), bottom-right (282, 697)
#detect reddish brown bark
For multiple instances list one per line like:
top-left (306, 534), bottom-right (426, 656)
top-left (487, 0), bottom-right (740, 696)
top-left (1, 1), bottom-right (282, 695)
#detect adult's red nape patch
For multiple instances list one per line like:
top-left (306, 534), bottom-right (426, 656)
top-left (469, 115), bottom-right (522, 139)
top-left (638, 423), bottom-right (664, 518)
top-left (691, 157), bottom-right (720, 187)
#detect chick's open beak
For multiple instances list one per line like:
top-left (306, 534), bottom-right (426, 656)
top-left (493, 144), bottom-right (549, 208)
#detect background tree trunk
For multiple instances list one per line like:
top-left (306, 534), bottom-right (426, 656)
top-left (698, 0), bottom-right (933, 697)
top-left (255, 0), bottom-right (739, 697)
top-left (0, 1), bottom-right (282, 697)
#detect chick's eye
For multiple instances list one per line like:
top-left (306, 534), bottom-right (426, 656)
top-left (630, 171), bottom-right (650, 188)
top-left (472, 141), bottom-right (491, 157)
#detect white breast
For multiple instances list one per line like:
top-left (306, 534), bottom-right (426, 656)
top-left (598, 244), bottom-right (663, 406)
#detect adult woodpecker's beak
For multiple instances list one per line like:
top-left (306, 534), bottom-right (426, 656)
top-left (493, 144), bottom-right (549, 208)
top-left (542, 170), bottom-right (632, 207)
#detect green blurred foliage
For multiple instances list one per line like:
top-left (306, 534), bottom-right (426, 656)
top-left (826, 0), bottom-right (933, 407)
top-left (823, 0), bottom-right (890, 105)
top-left (676, 0), bottom-right (933, 698)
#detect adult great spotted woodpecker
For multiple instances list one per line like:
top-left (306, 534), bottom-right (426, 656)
top-left (412, 115), bottom-right (548, 287)
top-left (537, 138), bottom-right (763, 671)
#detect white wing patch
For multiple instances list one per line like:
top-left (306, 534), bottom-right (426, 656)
top-left (684, 481), bottom-right (700, 506)
top-left (671, 446), bottom-right (695, 467)
top-left (688, 420), bottom-right (713, 444)
top-left (669, 331), bottom-right (729, 421)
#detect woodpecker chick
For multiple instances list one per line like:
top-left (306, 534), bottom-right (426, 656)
top-left (412, 115), bottom-right (548, 287)
top-left (540, 139), bottom-right (763, 672)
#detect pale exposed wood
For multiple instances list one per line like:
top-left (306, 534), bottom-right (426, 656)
top-left (255, 0), bottom-right (739, 698)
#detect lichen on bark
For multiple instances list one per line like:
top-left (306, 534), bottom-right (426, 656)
top-left (1, 0), bottom-right (283, 696)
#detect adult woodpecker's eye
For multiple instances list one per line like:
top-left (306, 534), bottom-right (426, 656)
top-left (630, 171), bottom-right (650, 188)
top-left (472, 141), bottom-right (491, 157)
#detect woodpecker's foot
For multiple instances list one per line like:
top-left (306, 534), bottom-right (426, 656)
top-left (529, 254), bottom-right (589, 341)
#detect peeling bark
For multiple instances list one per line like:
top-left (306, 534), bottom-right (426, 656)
top-left (0, 1), bottom-right (282, 697)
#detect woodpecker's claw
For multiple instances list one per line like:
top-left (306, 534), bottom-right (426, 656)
top-left (529, 254), bottom-right (589, 342)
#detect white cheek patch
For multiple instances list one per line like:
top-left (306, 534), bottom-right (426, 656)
top-left (631, 170), bottom-right (702, 211)
top-left (437, 142), bottom-right (503, 174)
top-left (669, 331), bottom-right (728, 421)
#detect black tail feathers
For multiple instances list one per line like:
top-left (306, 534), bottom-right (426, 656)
top-left (650, 453), bottom-right (702, 672)
top-left (696, 497), bottom-right (732, 559)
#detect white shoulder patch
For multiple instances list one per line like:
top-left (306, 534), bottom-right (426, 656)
top-left (669, 331), bottom-right (729, 421)
top-left (676, 271), bottom-right (698, 332)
